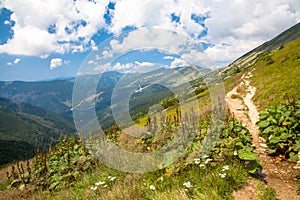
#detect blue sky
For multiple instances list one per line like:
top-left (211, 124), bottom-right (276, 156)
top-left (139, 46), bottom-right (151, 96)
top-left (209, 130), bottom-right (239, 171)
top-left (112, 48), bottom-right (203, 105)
top-left (0, 0), bottom-right (299, 81)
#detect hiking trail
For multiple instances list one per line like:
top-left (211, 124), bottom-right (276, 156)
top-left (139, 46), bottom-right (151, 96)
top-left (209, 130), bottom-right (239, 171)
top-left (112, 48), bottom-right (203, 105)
top-left (226, 71), bottom-right (300, 200)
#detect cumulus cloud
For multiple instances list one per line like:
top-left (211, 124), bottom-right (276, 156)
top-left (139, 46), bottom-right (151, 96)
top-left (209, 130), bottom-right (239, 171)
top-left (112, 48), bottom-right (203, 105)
top-left (0, 0), bottom-right (299, 67)
top-left (4, 20), bottom-right (10, 25)
top-left (50, 58), bottom-right (70, 70)
top-left (0, 0), bottom-right (109, 57)
top-left (112, 62), bottom-right (134, 71)
top-left (6, 58), bottom-right (21, 66)
top-left (50, 58), bottom-right (63, 70)
top-left (164, 56), bottom-right (175, 60)
top-left (13, 58), bottom-right (21, 64)
top-left (202, 0), bottom-right (299, 65)
top-left (170, 58), bottom-right (189, 68)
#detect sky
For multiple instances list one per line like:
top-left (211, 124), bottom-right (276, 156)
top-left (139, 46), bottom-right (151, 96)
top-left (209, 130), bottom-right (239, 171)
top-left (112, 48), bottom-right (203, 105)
top-left (0, 0), bottom-right (299, 81)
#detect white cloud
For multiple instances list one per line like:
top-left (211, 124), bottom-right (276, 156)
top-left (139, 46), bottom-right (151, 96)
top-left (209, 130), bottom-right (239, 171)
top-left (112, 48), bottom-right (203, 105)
top-left (109, 28), bottom-right (192, 57)
top-left (64, 59), bottom-right (70, 65)
top-left (88, 59), bottom-right (96, 65)
top-left (108, 0), bottom-right (299, 67)
top-left (102, 50), bottom-right (113, 59)
top-left (6, 58), bottom-right (21, 66)
top-left (109, 0), bottom-right (209, 38)
top-left (112, 62), bottom-right (134, 71)
top-left (170, 58), bottom-right (189, 68)
top-left (50, 58), bottom-right (63, 70)
top-left (163, 56), bottom-right (174, 60)
top-left (0, 0), bottom-right (299, 68)
top-left (94, 63), bottom-right (111, 72)
top-left (90, 40), bottom-right (98, 51)
top-left (13, 58), bottom-right (21, 64)
top-left (4, 20), bottom-right (10, 25)
top-left (202, 0), bottom-right (299, 65)
top-left (0, 0), bottom-right (109, 57)
top-left (135, 61), bottom-right (155, 67)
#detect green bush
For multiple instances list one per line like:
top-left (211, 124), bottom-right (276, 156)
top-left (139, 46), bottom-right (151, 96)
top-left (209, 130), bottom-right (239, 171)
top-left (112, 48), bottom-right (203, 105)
top-left (256, 98), bottom-right (300, 161)
top-left (7, 136), bottom-right (98, 191)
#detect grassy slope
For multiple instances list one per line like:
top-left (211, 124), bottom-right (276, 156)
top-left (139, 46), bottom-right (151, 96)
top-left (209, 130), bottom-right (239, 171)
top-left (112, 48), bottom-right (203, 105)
top-left (0, 98), bottom-right (76, 166)
top-left (251, 38), bottom-right (300, 110)
top-left (3, 35), bottom-right (298, 200)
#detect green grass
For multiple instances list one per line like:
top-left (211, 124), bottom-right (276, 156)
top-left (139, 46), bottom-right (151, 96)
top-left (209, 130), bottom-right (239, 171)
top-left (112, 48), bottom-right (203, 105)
top-left (27, 159), bottom-right (248, 200)
top-left (256, 181), bottom-right (277, 200)
top-left (231, 94), bottom-right (243, 101)
top-left (251, 38), bottom-right (300, 110)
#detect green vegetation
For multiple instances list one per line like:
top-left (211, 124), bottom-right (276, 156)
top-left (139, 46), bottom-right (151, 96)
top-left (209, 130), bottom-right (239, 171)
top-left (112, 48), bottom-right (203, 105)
top-left (0, 140), bottom-right (35, 166)
top-left (0, 98), bottom-right (76, 166)
top-left (4, 111), bottom-right (264, 199)
top-left (256, 98), bottom-right (300, 161)
top-left (231, 94), bottom-right (243, 101)
top-left (251, 38), bottom-right (300, 110)
top-left (1, 24), bottom-right (300, 199)
top-left (7, 137), bottom-right (97, 191)
top-left (256, 181), bottom-right (277, 200)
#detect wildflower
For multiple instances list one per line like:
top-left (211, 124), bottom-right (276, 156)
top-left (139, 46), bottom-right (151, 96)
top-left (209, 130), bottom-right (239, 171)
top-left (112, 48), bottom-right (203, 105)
top-left (222, 165), bottom-right (229, 171)
top-left (149, 185), bottom-right (156, 190)
top-left (205, 158), bottom-right (213, 164)
top-left (91, 186), bottom-right (98, 191)
top-left (108, 176), bottom-right (116, 181)
top-left (219, 173), bottom-right (226, 178)
top-left (183, 181), bottom-right (193, 188)
top-left (199, 164), bottom-right (205, 168)
top-left (234, 151), bottom-right (238, 156)
top-left (103, 185), bottom-right (108, 188)
top-left (95, 181), bottom-right (105, 186)
top-left (194, 158), bottom-right (201, 165)
top-left (203, 155), bottom-right (209, 159)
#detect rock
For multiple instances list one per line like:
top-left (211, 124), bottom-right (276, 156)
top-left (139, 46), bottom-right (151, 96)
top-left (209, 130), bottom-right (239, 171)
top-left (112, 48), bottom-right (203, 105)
top-left (293, 164), bottom-right (300, 169)
top-left (19, 184), bottom-right (25, 191)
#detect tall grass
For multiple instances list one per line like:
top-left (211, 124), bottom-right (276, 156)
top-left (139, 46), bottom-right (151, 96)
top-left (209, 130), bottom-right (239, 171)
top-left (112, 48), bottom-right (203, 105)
top-left (251, 38), bottom-right (300, 110)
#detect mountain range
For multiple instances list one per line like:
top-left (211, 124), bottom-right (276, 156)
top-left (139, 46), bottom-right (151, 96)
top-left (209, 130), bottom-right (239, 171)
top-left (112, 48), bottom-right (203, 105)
top-left (0, 22), bottom-right (299, 166)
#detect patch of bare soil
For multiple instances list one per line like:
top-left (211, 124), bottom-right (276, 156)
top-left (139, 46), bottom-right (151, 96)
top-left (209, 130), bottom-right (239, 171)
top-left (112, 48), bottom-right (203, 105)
top-left (0, 160), bottom-right (34, 200)
top-left (0, 164), bottom-right (20, 200)
top-left (226, 71), bottom-right (300, 200)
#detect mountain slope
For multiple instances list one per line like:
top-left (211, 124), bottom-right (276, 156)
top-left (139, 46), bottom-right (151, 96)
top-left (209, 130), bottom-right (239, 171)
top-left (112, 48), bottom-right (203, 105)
top-left (222, 22), bottom-right (300, 75)
top-left (251, 37), bottom-right (300, 110)
top-left (0, 97), bottom-right (76, 165)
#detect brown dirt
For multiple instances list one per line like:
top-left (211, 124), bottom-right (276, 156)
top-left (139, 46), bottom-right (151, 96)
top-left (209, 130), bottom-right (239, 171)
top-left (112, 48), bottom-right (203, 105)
top-left (0, 160), bottom-right (34, 200)
top-left (0, 164), bottom-right (20, 200)
top-left (226, 71), bottom-right (300, 200)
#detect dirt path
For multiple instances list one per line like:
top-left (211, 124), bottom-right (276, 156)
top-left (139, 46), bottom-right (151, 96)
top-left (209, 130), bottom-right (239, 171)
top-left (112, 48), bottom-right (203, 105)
top-left (226, 71), bottom-right (300, 200)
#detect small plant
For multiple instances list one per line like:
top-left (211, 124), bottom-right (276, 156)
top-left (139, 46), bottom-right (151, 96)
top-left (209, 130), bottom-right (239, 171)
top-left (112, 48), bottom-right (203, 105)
top-left (256, 98), bottom-right (300, 161)
top-left (212, 117), bottom-right (262, 174)
top-left (231, 93), bottom-right (243, 101)
top-left (7, 136), bottom-right (97, 191)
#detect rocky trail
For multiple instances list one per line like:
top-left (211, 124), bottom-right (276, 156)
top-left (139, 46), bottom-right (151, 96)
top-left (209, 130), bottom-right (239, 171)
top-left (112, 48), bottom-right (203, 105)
top-left (226, 71), bottom-right (300, 199)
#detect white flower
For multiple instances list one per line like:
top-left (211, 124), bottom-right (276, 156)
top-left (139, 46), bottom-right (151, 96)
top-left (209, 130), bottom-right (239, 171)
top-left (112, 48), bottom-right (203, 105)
top-left (199, 164), bottom-right (205, 168)
top-left (203, 155), bottom-right (209, 159)
top-left (183, 181), bottom-right (193, 188)
top-left (108, 176), bottom-right (116, 181)
top-left (219, 173), bottom-right (226, 178)
top-left (91, 186), bottom-right (98, 191)
top-left (149, 185), bottom-right (156, 190)
top-left (205, 158), bottom-right (213, 164)
top-left (234, 151), bottom-right (238, 156)
top-left (222, 165), bottom-right (229, 171)
top-left (95, 181), bottom-right (105, 186)
top-left (194, 158), bottom-right (201, 164)
top-left (103, 185), bottom-right (108, 188)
